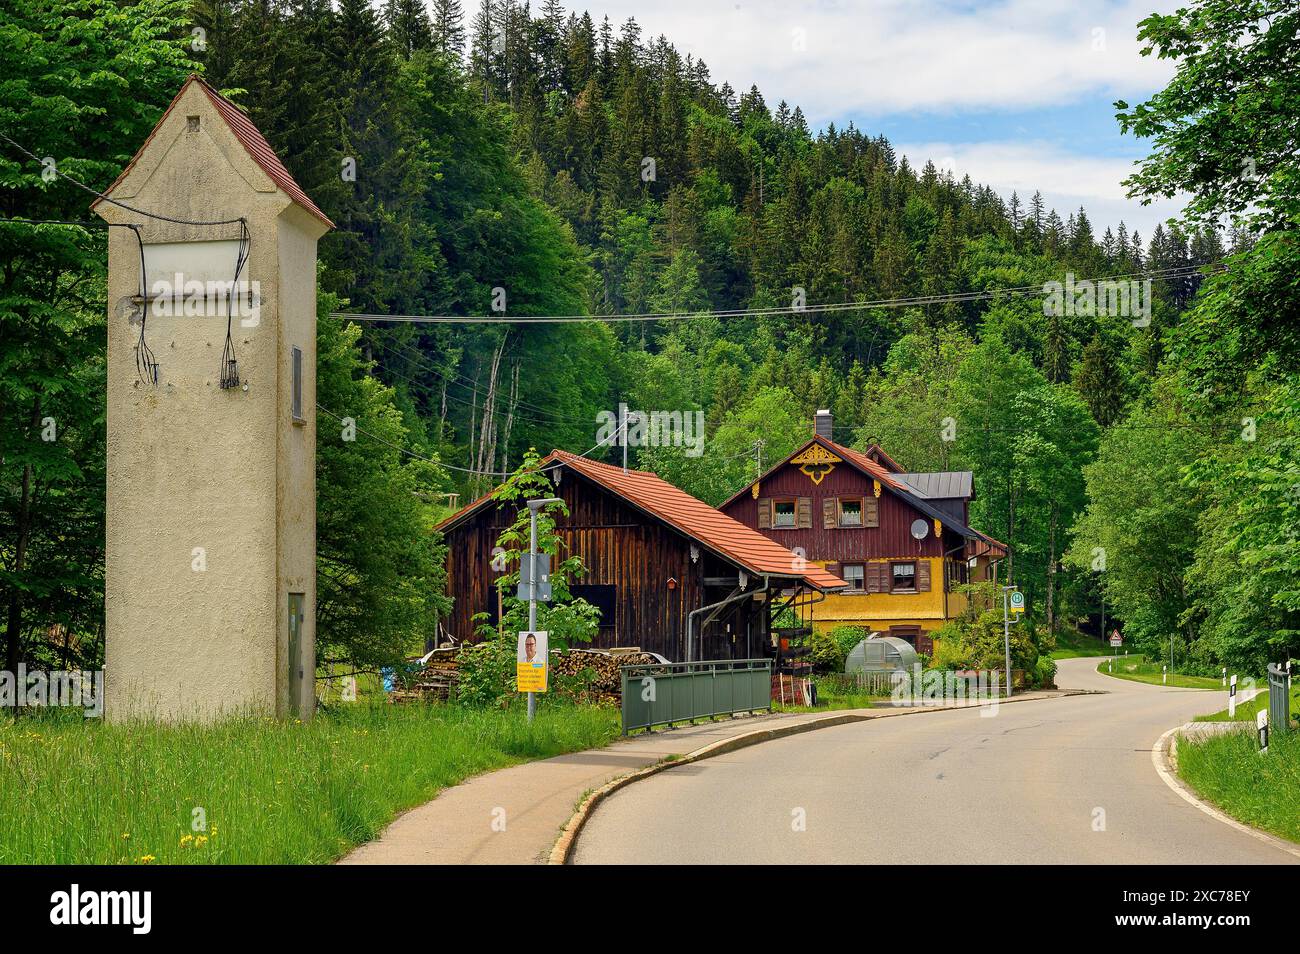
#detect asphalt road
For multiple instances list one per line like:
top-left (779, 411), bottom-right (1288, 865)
top-left (572, 656), bottom-right (1297, 864)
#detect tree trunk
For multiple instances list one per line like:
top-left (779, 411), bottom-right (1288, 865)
top-left (499, 361), bottom-right (519, 475)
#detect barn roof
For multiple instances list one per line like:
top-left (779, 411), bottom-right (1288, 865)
top-left (436, 450), bottom-right (846, 592)
top-left (92, 74), bottom-right (334, 229)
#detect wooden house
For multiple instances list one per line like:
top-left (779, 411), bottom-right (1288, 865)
top-left (718, 411), bottom-right (1007, 654)
top-left (436, 450), bottom-right (846, 661)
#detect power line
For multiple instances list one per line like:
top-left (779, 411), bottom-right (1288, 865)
top-left (0, 131), bottom-right (246, 227)
top-left (329, 264), bottom-right (1221, 326)
top-left (315, 403), bottom-right (621, 478)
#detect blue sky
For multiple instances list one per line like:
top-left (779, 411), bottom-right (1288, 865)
top-left (576, 0), bottom-right (1186, 238)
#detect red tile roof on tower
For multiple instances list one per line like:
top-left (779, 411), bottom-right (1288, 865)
top-left (436, 450), bottom-right (846, 592)
top-left (92, 74), bottom-right (334, 229)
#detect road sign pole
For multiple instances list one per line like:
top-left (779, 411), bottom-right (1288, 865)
top-left (1003, 587), bottom-right (1012, 699)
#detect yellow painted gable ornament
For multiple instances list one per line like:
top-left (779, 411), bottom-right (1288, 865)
top-left (791, 444), bottom-right (842, 485)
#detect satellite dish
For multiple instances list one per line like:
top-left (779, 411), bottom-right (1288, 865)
top-left (910, 518), bottom-right (929, 540)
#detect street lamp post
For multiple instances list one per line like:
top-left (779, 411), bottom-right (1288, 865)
top-left (525, 497), bottom-right (562, 723)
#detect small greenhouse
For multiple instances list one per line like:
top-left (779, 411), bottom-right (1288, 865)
top-left (844, 635), bottom-right (919, 674)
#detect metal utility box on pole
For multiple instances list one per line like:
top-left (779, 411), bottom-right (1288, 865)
top-left (95, 75), bottom-right (332, 723)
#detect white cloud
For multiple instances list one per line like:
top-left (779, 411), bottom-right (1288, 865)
top-left (583, 0), bottom-right (1179, 121)
top-left (895, 140), bottom-right (1185, 237)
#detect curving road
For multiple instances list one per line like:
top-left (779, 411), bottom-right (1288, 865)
top-left (572, 657), bottom-right (1297, 864)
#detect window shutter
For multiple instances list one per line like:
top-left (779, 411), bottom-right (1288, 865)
top-left (797, 497), bottom-right (812, 529)
top-left (822, 498), bottom-right (837, 529)
top-left (863, 496), bottom-right (879, 528)
top-left (757, 498), bottom-right (772, 529)
top-left (825, 562), bottom-right (841, 580)
top-left (866, 563), bottom-right (883, 594)
top-left (917, 560), bottom-right (931, 592)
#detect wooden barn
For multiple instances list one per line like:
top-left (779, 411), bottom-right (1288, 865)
top-left (718, 411), bottom-right (1007, 653)
top-left (436, 450), bottom-right (846, 661)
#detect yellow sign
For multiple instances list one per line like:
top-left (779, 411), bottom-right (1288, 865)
top-left (791, 445), bottom-right (842, 485)
top-left (516, 630), bottom-right (548, 693)
top-left (517, 662), bottom-right (547, 693)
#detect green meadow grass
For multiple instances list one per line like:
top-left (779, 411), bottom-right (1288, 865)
top-left (1051, 629), bottom-right (1115, 659)
top-left (1195, 683), bottom-right (1299, 723)
top-left (0, 701), bottom-right (618, 865)
top-left (1096, 654), bottom-right (1223, 689)
top-left (1177, 728), bottom-right (1300, 844)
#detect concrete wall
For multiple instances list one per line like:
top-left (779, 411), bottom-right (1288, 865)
top-left (98, 83), bottom-right (324, 721)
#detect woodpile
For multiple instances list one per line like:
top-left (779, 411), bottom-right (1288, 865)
top-left (389, 646), bottom-right (663, 705)
top-left (548, 648), bottom-right (661, 695)
top-left (388, 648), bottom-right (460, 704)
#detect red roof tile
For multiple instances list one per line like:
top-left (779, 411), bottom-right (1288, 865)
top-left (436, 450), bottom-right (845, 592)
top-left (93, 75), bottom-right (333, 229)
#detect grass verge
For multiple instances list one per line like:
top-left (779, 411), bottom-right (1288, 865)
top-left (1194, 683), bottom-right (1299, 722)
top-left (1096, 654), bottom-right (1222, 689)
top-left (0, 701), bottom-right (618, 864)
top-left (1177, 729), bottom-right (1300, 844)
top-left (1051, 629), bottom-right (1114, 659)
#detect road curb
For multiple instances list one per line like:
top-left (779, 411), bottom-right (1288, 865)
top-left (549, 689), bottom-right (1086, 865)
top-left (1150, 724), bottom-right (1300, 861)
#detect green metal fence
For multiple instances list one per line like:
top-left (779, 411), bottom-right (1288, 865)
top-left (620, 658), bottom-right (772, 734)
top-left (1268, 663), bottom-right (1291, 735)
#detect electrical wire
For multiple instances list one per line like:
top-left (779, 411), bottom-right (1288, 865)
top-left (0, 131), bottom-right (246, 227)
top-left (219, 219), bottom-right (251, 389)
top-left (329, 264), bottom-right (1222, 325)
top-left (126, 224), bottom-right (160, 386)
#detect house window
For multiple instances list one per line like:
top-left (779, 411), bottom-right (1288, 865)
top-left (291, 345), bottom-right (304, 423)
top-left (838, 498), bottom-right (863, 527)
top-left (891, 561), bottom-right (917, 592)
top-left (773, 498), bottom-right (797, 528)
top-left (841, 564), bottom-right (865, 592)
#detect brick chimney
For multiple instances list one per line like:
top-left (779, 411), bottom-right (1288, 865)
top-left (814, 409), bottom-right (833, 440)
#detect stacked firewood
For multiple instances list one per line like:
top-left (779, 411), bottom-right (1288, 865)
top-left (390, 646), bottom-right (663, 704)
top-left (549, 648), bottom-right (663, 701)
top-left (388, 649), bottom-right (461, 703)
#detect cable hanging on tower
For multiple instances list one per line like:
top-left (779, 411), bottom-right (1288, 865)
top-left (220, 219), bottom-right (251, 389)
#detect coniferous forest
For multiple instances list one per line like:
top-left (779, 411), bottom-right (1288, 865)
top-left (2, 0), bottom-right (1298, 676)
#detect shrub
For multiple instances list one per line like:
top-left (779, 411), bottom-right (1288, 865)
top-left (1034, 654), bottom-right (1058, 688)
top-left (456, 636), bottom-right (515, 708)
top-left (832, 626), bottom-right (871, 659)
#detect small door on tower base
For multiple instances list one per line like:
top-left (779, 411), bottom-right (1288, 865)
top-left (288, 592), bottom-right (306, 717)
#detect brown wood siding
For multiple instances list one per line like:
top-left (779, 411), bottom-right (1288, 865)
top-left (727, 462), bottom-right (947, 562)
top-left (441, 469), bottom-right (772, 661)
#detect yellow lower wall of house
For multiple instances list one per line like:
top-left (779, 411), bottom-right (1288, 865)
top-left (811, 557), bottom-right (955, 634)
